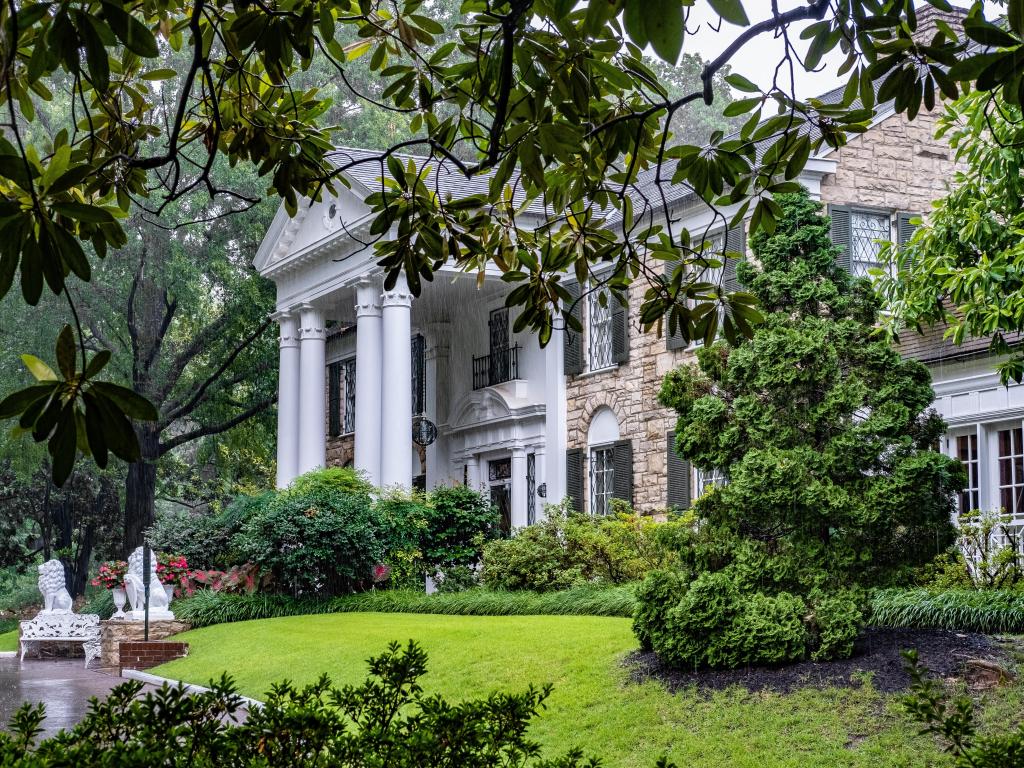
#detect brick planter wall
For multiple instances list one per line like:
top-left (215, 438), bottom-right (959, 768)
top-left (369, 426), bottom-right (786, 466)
top-left (119, 640), bottom-right (188, 670)
top-left (100, 619), bottom-right (190, 668)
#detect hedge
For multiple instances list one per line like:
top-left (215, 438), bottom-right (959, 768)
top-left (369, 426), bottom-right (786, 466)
top-left (870, 588), bottom-right (1024, 634)
top-left (173, 584), bottom-right (638, 628)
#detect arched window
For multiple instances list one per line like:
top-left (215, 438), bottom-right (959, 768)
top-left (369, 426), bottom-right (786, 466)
top-left (587, 407), bottom-right (621, 516)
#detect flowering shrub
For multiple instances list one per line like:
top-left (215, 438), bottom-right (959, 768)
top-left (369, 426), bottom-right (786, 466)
top-left (156, 553), bottom-right (189, 588)
top-left (179, 563), bottom-right (265, 596)
top-left (371, 564), bottom-right (391, 584)
top-left (90, 560), bottom-right (127, 590)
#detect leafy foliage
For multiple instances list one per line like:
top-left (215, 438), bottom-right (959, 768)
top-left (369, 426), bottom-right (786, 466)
top-left (635, 189), bottom-right (963, 669)
top-left (173, 584), bottom-right (639, 628)
top-left (870, 588), bottom-right (1024, 634)
top-left (903, 650), bottom-right (1024, 767)
top-left (0, 641), bottom-right (601, 768)
top-left (0, 0), bottom-right (1017, 480)
top-left (146, 492), bottom-right (272, 570)
top-left (481, 501), bottom-right (685, 592)
top-left (234, 479), bottom-right (385, 596)
top-left (880, 89), bottom-right (1024, 384)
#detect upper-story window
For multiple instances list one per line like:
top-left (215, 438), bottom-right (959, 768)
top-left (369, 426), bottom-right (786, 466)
top-left (588, 286), bottom-right (615, 370)
top-left (850, 210), bottom-right (891, 278)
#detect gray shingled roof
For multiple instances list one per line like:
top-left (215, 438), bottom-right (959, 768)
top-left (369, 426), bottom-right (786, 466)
top-left (327, 146), bottom-right (550, 216)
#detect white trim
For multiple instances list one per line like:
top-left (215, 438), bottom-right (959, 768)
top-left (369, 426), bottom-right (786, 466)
top-left (121, 668), bottom-right (264, 710)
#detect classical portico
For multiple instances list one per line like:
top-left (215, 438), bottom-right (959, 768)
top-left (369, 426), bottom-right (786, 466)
top-left (254, 149), bottom-right (566, 526)
top-left (273, 277), bottom-right (416, 489)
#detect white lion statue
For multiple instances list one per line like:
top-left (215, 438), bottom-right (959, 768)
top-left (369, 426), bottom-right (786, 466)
top-left (37, 559), bottom-right (73, 614)
top-left (124, 547), bottom-right (173, 620)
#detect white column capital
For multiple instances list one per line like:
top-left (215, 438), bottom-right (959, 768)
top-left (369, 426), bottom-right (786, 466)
top-left (512, 445), bottom-right (527, 459)
top-left (298, 303), bottom-right (326, 340)
top-left (355, 278), bottom-right (383, 319)
top-left (381, 273), bottom-right (413, 308)
top-left (273, 310), bottom-right (300, 349)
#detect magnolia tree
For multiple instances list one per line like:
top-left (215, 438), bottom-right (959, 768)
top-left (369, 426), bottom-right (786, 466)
top-left (881, 88), bottom-right (1024, 384)
top-left (0, 0), bottom-right (1019, 482)
top-left (635, 190), bottom-right (963, 669)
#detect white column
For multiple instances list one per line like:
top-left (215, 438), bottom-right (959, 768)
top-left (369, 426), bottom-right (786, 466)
top-left (466, 455), bottom-right (480, 489)
top-left (510, 447), bottom-right (528, 529)
top-left (544, 326), bottom-right (567, 502)
top-left (274, 311), bottom-right (301, 488)
top-left (380, 275), bottom-right (413, 488)
top-left (354, 279), bottom-right (383, 485)
top-left (297, 303), bottom-right (327, 475)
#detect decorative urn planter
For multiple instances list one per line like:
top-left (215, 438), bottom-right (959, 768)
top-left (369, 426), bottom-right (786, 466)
top-left (111, 586), bottom-right (127, 620)
top-left (162, 584), bottom-right (175, 604)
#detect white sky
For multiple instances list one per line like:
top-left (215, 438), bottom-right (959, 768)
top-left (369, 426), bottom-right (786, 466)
top-left (681, 0), bottom-right (990, 99)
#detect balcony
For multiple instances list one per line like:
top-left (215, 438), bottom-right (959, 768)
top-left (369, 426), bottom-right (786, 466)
top-left (472, 345), bottom-right (520, 390)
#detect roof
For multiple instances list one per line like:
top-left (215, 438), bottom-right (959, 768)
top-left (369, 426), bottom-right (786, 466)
top-left (327, 147), bottom-right (550, 216)
top-left (898, 323), bottom-right (1024, 366)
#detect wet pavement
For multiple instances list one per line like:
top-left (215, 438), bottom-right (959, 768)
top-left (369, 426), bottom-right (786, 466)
top-left (0, 656), bottom-right (148, 740)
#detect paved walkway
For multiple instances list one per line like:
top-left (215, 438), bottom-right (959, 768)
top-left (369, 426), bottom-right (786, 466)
top-left (0, 656), bottom-right (149, 740)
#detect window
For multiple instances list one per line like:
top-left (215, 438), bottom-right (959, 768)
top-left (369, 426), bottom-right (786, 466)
top-left (850, 210), bottom-right (890, 278)
top-left (587, 287), bottom-right (614, 370)
top-left (590, 445), bottom-right (614, 516)
top-left (690, 233), bottom-right (724, 349)
top-left (956, 433), bottom-right (980, 514)
top-left (695, 467), bottom-right (726, 499)
top-left (999, 427), bottom-right (1024, 515)
top-left (526, 452), bottom-right (536, 525)
top-left (329, 357), bottom-right (356, 437)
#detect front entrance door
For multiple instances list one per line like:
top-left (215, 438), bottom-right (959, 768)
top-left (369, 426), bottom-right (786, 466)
top-left (490, 485), bottom-right (511, 537)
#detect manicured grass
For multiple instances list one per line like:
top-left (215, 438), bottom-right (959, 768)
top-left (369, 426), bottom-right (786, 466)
top-left (0, 629), bottom-right (17, 652)
top-left (152, 612), bottom-right (1022, 768)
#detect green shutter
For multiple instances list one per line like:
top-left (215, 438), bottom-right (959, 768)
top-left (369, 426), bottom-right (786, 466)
top-left (566, 448), bottom-right (584, 513)
top-left (722, 225), bottom-right (746, 292)
top-left (328, 361), bottom-right (341, 437)
top-left (897, 212), bottom-right (919, 246)
top-left (666, 431), bottom-right (691, 509)
top-left (563, 281), bottom-right (583, 375)
top-left (612, 296), bottom-right (629, 364)
top-left (665, 259), bottom-right (687, 350)
top-left (611, 439), bottom-right (633, 506)
top-left (896, 212), bottom-right (919, 269)
top-left (829, 204), bottom-right (852, 273)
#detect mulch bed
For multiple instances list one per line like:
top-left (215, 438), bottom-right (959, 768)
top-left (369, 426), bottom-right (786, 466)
top-left (626, 627), bottom-right (1018, 695)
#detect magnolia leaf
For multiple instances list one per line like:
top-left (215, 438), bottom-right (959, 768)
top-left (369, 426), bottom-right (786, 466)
top-left (55, 324), bottom-right (76, 380)
top-left (21, 354), bottom-right (58, 382)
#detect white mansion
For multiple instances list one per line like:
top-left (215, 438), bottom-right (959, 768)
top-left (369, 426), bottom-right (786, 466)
top-left (255, 40), bottom-right (1024, 532)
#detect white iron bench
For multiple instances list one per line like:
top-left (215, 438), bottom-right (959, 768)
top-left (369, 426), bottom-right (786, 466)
top-left (19, 613), bottom-right (101, 668)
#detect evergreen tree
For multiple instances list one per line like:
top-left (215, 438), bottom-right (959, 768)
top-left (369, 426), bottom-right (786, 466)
top-left (637, 189), bottom-right (963, 669)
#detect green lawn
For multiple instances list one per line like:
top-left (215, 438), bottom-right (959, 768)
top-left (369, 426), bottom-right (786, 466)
top-left (154, 613), bottom-right (1019, 768)
top-left (0, 629), bottom-right (17, 652)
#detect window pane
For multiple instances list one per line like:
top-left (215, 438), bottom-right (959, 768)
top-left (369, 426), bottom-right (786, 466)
top-left (588, 289), bottom-right (614, 369)
top-left (850, 211), bottom-right (889, 277)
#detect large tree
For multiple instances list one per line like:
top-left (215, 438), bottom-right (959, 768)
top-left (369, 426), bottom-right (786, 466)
top-left (643, 189), bottom-right (963, 668)
top-left (880, 88), bottom-right (1024, 384)
top-left (0, 0), bottom-right (1018, 480)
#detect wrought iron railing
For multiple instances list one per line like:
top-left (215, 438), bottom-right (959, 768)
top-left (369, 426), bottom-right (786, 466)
top-left (472, 344), bottom-right (520, 390)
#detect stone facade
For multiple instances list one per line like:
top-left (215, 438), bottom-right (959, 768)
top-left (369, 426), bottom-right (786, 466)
top-left (818, 108), bottom-right (961, 213)
top-left (565, 279), bottom-right (699, 513)
top-left (565, 105), bottom-right (962, 515)
top-left (99, 619), bottom-right (190, 669)
top-left (326, 433), bottom-right (354, 467)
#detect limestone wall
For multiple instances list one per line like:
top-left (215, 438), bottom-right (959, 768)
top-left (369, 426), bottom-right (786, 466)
top-left (565, 106), bottom-right (961, 514)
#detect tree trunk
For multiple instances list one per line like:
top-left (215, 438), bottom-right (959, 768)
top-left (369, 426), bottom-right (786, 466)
top-left (123, 425), bottom-right (160, 555)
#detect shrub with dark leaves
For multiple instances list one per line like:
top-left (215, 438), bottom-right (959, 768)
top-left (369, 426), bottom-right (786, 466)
top-left (0, 642), bottom-right (601, 768)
